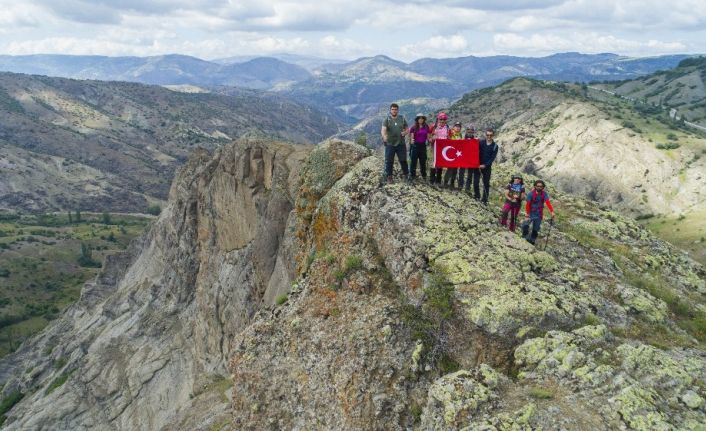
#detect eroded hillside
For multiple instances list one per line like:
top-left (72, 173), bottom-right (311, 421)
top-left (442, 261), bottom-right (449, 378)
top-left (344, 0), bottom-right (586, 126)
top-left (448, 78), bottom-right (706, 244)
top-left (0, 72), bottom-right (341, 213)
top-left (1, 140), bottom-right (704, 430)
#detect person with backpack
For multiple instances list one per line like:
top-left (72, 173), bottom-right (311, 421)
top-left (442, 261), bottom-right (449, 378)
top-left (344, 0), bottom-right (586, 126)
top-left (443, 121), bottom-right (463, 188)
top-left (472, 128), bottom-right (499, 204)
top-left (522, 179), bottom-right (555, 245)
top-left (457, 125), bottom-right (476, 192)
top-left (381, 103), bottom-right (409, 184)
top-left (500, 175), bottom-right (525, 232)
top-left (408, 113), bottom-right (431, 182)
top-left (429, 112), bottom-right (450, 185)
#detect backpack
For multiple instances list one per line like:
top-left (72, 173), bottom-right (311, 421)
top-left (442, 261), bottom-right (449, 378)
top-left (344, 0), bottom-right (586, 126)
top-left (528, 190), bottom-right (547, 216)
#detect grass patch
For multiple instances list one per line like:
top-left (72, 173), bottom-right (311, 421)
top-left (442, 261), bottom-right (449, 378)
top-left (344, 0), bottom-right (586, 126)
top-left (623, 269), bottom-right (705, 346)
top-left (644, 211), bottom-right (706, 266)
top-left (529, 386), bottom-right (554, 399)
top-left (45, 370), bottom-right (74, 395)
top-left (0, 390), bottom-right (24, 424)
top-left (275, 294), bottom-right (288, 306)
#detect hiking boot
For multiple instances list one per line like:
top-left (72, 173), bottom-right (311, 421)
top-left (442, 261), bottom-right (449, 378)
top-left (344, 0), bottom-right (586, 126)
top-left (386, 176), bottom-right (393, 184)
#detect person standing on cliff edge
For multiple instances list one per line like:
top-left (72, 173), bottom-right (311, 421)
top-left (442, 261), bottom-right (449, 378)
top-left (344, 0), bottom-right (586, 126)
top-left (473, 128), bottom-right (499, 204)
top-left (381, 103), bottom-right (409, 184)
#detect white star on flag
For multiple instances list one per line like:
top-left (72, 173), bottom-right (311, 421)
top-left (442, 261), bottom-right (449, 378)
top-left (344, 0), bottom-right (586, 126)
top-left (456, 150), bottom-right (462, 157)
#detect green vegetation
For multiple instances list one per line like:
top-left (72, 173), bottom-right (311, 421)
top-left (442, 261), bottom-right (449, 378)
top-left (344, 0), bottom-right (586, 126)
top-left (147, 205), bottom-right (161, 216)
top-left (644, 211), bottom-right (706, 266)
top-left (45, 370), bottom-right (73, 395)
top-left (0, 212), bottom-right (150, 357)
top-left (401, 265), bottom-right (456, 372)
top-left (656, 142), bottom-right (680, 150)
top-left (529, 386), bottom-right (555, 399)
top-left (77, 243), bottom-right (101, 268)
top-left (330, 254), bottom-right (364, 290)
top-left (275, 294), bottom-right (288, 306)
top-left (0, 390), bottom-right (24, 426)
top-left (560, 206), bottom-right (706, 348)
top-left (355, 132), bottom-right (367, 148)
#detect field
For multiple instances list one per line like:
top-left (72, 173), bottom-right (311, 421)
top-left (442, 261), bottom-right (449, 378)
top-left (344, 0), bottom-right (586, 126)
top-left (644, 210), bottom-right (706, 266)
top-left (0, 212), bottom-right (151, 357)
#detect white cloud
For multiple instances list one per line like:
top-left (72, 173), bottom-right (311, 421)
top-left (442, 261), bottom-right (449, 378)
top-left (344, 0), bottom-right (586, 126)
top-left (401, 35), bottom-right (470, 60)
top-left (0, 0), bottom-right (704, 60)
top-left (493, 32), bottom-right (687, 56)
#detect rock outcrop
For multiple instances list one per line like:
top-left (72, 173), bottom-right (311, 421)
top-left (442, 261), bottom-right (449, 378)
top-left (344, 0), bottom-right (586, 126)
top-left (0, 140), bottom-right (312, 430)
top-left (1, 139), bottom-right (705, 430)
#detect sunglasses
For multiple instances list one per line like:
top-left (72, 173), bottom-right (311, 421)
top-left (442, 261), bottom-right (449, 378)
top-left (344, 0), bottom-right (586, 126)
top-left (535, 185), bottom-right (545, 188)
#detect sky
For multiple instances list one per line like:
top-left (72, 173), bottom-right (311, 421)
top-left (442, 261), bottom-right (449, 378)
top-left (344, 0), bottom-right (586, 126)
top-left (1, 0), bottom-right (705, 62)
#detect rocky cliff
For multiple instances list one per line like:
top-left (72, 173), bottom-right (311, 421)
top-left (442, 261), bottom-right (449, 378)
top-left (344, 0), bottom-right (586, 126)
top-left (1, 140), bottom-right (705, 430)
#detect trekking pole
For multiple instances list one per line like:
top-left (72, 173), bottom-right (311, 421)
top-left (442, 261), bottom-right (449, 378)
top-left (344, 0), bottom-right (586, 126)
top-left (542, 217), bottom-right (555, 251)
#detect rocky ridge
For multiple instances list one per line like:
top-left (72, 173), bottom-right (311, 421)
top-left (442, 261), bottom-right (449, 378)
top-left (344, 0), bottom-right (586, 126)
top-left (1, 140), bottom-right (705, 430)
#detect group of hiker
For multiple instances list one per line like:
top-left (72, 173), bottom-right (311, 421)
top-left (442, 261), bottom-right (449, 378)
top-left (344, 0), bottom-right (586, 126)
top-left (381, 103), bottom-right (555, 245)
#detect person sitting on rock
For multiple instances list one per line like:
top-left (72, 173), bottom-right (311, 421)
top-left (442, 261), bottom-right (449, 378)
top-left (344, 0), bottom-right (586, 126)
top-left (522, 179), bottom-right (555, 245)
top-left (500, 175), bottom-right (525, 232)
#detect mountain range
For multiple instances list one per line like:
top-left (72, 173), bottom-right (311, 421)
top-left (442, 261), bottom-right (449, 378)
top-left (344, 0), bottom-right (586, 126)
top-left (0, 52), bottom-right (693, 120)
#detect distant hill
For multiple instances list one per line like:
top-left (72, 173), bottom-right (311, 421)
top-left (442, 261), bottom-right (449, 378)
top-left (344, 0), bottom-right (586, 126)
top-left (445, 78), bottom-right (706, 228)
top-left (213, 53), bottom-right (347, 71)
top-left (0, 53), bottom-right (694, 121)
top-left (594, 56), bottom-right (706, 128)
top-left (286, 53), bottom-right (692, 120)
top-left (0, 54), bottom-right (311, 89)
top-left (0, 72), bottom-right (341, 213)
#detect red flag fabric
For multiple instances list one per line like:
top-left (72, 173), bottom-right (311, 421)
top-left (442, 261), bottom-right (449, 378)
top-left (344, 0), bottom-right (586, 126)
top-left (433, 139), bottom-right (479, 168)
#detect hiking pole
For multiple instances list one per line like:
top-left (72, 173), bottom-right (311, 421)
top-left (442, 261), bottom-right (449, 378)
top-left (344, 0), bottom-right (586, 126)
top-left (543, 217), bottom-right (555, 251)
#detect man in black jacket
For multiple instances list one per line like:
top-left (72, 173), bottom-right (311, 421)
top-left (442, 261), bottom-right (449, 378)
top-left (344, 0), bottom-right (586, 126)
top-left (473, 128), bottom-right (499, 204)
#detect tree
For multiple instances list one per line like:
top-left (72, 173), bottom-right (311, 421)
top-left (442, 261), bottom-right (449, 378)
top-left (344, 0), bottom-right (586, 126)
top-left (77, 243), bottom-right (100, 268)
top-left (102, 212), bottom-right (112, 225)
top-left (147, 205), bottom-right (161, 216)
top-left (67, 211), bottom-right (73, 224)
top-left (355, 132), bottom-right (368, 148)
top-left (74, 210), bottom-right (81, 223)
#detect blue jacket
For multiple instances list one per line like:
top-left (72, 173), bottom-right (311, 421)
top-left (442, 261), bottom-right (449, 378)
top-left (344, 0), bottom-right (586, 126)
top-left (479, 139), bottom-right (498, 166)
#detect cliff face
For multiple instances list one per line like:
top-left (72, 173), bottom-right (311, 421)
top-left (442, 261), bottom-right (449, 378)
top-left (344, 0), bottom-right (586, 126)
top-left (0, 140), bottom-right (314, 430)
top-left (2, 140), bottom-right (705, 430)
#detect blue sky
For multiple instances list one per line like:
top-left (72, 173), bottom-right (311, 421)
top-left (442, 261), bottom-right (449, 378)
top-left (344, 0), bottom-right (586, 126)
top-left (1, 0), bottom-right (705, 61)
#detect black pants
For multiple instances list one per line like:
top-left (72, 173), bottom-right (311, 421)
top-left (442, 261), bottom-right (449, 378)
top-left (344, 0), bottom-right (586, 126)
top-left (472, 166), bottom-right (492, 202)
top-left (409, 143), bottom-right (427, 178)
top-left (430, 167), bottom-right (443, 183)
top-left (443, 168), bottom-right (457, 187)
top-left (384, 144), bottom-right (409, 177)
top-left (457, 168), bottom-right (472, 190)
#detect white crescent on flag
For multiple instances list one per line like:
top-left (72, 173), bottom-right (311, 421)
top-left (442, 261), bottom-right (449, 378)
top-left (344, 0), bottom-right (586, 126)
top-left (442, 146), bottom-right (456, 161)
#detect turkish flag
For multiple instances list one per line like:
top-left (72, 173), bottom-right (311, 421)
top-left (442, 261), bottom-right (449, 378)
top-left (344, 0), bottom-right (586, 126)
top-left (433, 139), bottom-right (479, 168)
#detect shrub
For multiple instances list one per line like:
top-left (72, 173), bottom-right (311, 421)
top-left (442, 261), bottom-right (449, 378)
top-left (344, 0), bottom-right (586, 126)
top-left (275, 294), bottom-right (288, 306)
top-left (147, 205), bottom-right (161, 216)
top-left (77, 243), bottom-right (100, 268)
top-left (0, 390), bottom-right (24, 419)
top-left (401, 266), bottom-right (455, 371)
top-left (530, 387), bottom-right (554, 399)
